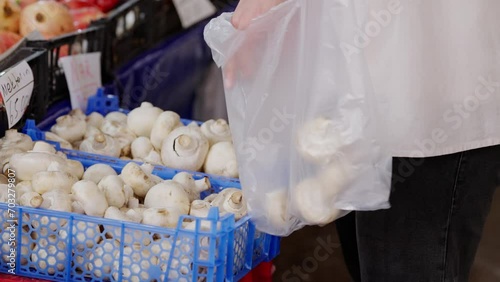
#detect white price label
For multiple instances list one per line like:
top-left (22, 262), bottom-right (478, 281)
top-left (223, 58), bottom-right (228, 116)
top-left (0, 61), bottom-right (34, 129)
top-left (173, 0), bottom-right (217, 28)
top-left (59, 52), bottom-right (102, 112)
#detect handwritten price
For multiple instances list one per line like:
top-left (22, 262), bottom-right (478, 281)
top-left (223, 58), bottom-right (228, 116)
top-left (69, 59), bottom-right (94, 84)
top-left (0, 61), bottom-right (34, 128)
top-left (8, 94), bottom-right (30, 124)
top-left (59, 52), bottom-right (102, 112)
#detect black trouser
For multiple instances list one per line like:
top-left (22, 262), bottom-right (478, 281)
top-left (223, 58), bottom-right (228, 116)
top-left (337, 145), bottom-right (500, 282)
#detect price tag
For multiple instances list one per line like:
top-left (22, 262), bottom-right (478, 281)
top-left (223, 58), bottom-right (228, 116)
top-left (59, 52), bottom-right (102, 112)
top-left (173, 0), bottom-right (217, 28)
top-left (0, 61), bottom-right (34, 129)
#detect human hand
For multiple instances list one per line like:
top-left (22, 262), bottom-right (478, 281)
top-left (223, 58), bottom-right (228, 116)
top-left (231, 0), bottom-right (285, 30)
top-left (224, 0), bottom-right (285, 88)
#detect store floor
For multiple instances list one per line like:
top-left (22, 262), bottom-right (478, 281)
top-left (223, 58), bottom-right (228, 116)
top-left (273, 189), bottom-right (500, 282)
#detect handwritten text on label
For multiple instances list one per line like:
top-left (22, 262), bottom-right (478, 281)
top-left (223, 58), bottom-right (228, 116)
top-left (59, 52), bottom-right (102, 112)
top-left (0, 61), bottom-right (34, 128)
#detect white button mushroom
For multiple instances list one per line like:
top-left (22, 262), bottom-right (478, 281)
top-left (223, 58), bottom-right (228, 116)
top-left (289, 176), bottom-right (342, 225)
top-left (127, 102), bottom-right (163, 137)
top-left (98, 175), bottom-right (132, 208)
top-left (120, 162), bottom-right (161, 198)
top-left (131, 137), bottom-right (154, 160)
top-left (142, 208), bottom-right (182, 228)
top-left (211, 188), bottom-right (248, 221)
top-left (150, 111), bottom-right (182, 150)
top-left (295, 117), bottom-right (344, 165)
top-left (31, 171), bottom-right (78, 194)
top-left (144, 181), bottom-right (191, 215)
top-left (31, 141), bottom-right (56, 154)
top-left (50, 114), bottom-right (86, 143)
top-left (189, 200), bottom-right (211, 218)
top-left (40, 190), bottom-right (72, 212)
top-left (82, 164), bottom-right (117, 184)
top-left (8, 151), bottom-right (69, 181)
top-left (71, 180), bottom-right (109, 217)
top-left (0, 130), bottom-right (34, 152)
top-left (172, 172), bottom-right (211, 202)
top-left (44, 132), bottom-right (73, 150)
top-left (200, 119), bottom-right (232, 146)
top-left (18, 191), bottom-right (43, 208)
top-left (161, 126), bottom-right (209, 172)
top-left (86, 112), bottom-right (105, 128)
top-left (203, 141), bottom-right (239, 178)
top-left (100, 119), bottom-right (136, 156)
top-left (105, 111), bottom-right (128, 124)
top-left (80, 133), bottom-right (121, 158)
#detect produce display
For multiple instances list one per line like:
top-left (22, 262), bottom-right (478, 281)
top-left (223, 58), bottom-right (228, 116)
top-left (0, 130), bottom-right (246, 224)
top-left (0, 129), bottom-right (249, 280)
top-left (0, 0), bottom-right (120, 55)
top-left (0, 1), bottom-right (280, 280)
top-left (47, 104), bottom-right (240, 178)
top-left (0, 31), bottom-right (22, 56)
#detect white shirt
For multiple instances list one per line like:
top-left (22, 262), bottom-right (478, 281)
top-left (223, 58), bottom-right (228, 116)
top-left (361, 0), bottom-right (500, 157)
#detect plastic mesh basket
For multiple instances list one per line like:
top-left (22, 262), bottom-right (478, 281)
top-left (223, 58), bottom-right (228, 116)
top-left (0, 154), bottom-right (279, 281)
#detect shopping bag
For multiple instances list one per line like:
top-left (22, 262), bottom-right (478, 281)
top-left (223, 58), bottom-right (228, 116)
top-left (204, 0), bottom-right (392, 236)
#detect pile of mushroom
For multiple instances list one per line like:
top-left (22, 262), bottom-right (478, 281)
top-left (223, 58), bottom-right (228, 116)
top-left (2, 141), bottom-right (247, 225)
top-left (0, 132), bottom-right (248, 280)
top-left (46, 105), bottom-right (239, 178)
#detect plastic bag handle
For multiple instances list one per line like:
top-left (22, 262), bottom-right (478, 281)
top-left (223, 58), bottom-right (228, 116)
top-left (204, 1), bottom-right (300, 67)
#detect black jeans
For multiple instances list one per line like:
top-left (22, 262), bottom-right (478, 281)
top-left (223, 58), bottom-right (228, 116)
top-left (337, 145), bottom-right (500, 282)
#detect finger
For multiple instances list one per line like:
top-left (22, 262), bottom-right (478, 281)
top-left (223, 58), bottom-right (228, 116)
top-left (224, 58), bottom-right (235, 89)
top-left (231, 0), bottom-right (261, 30)
top-left (240, 33), bottom-right (259, 79)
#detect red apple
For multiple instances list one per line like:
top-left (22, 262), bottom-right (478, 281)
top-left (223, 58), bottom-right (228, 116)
top-left (95, 0), bottom-right (119, 13)
top-left (58, 0), bottom-right (98, 10)
top-left (71, 6), bottom-right (105, 29)
top-left (0, 31), bottom-right (22, 55)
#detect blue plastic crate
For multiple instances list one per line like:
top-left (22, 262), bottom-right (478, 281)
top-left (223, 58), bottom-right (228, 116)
top-left (23, 88), bottom-right (240, 189)
top-left (0, 154), bottom-right (279, 281)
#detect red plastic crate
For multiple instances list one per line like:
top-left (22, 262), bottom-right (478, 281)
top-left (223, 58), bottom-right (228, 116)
top-left (0, 274), bottom-right (50, 282)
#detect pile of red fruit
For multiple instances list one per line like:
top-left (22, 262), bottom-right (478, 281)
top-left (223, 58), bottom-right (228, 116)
top-left (0, 0), bottom-right (120, 55)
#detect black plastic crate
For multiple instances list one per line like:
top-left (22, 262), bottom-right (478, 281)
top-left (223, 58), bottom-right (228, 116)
top-left (91, 0), bottom-right (150, 82)
top-left (26, 26), bottom-right (106, 107)
top-left (211, 0), bottom-right (239, 10)
top-left (0, 47), bottom-right (48, 137)
top-left (148, 0), bottom-right (239, 46)
top-left (149, 0), bottom-right (183, 44)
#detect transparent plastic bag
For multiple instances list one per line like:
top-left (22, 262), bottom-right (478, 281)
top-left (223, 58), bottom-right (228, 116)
top-left (204, 0), bottom-right (392, 236)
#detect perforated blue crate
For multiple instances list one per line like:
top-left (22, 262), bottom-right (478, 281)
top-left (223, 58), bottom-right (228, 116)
top-left (0, 155), bottom-right (279, 282)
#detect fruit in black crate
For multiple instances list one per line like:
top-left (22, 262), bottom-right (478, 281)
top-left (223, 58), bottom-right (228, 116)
top-left (0, 0), bottom-right (21, 33)
top-left (70, 6), bottom-right (105, 29)
top-left (0, 30), bottom-right (22, 55)
top-left (20, 0), bottom-right (76, 38)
